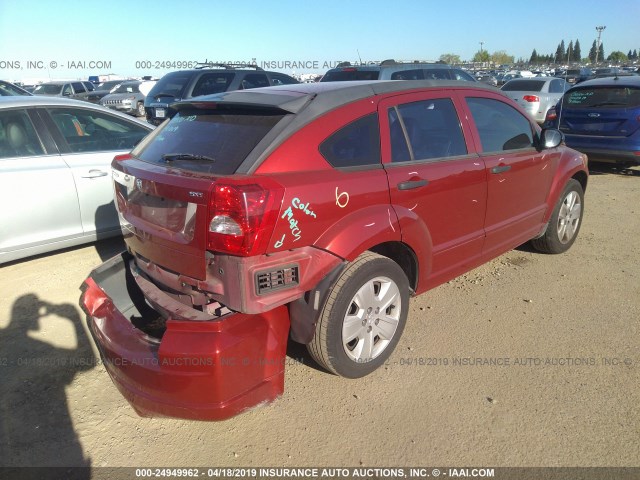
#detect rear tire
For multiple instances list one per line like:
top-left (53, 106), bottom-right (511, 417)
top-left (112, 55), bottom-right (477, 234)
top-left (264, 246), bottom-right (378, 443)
top-left (307, 252), bottom-right (409, 378)
top-left (531, 179), bottom-right (584, 254)
top-left (137, 102), bottom-right (145, 117)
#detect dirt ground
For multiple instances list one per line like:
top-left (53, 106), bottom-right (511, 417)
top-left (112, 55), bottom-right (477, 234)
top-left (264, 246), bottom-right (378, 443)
top-left (1, 164), bottom-right (639, 473)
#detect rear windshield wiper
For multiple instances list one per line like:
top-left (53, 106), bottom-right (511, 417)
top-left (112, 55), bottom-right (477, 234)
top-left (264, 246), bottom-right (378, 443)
top-left (162, 153), bottom-right (216, 162)
top-left (153, 92), bottom-right (176, 98)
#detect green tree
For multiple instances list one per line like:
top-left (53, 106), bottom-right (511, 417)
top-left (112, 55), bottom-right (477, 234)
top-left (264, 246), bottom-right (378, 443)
top-left (439, 53), bottom-right (461, 65)
top-left (491, 50), bottom-right (514, 65)
top-left (589, 40), bottom-right (597, 63)
top-left (607, 51), bottom-right (627, 63)
top-left (567, 40), bottom-right (574, 62)
top-left (555, 40), bottom-right (566, 63)
top-left (473, 50), bottom-right (490, 63)
top-left (598, 43), bottom-right (605, 63)
top-left (529, 49), bottom-right (538, 64)
top-left (574, 40), bottom-right (581, 63)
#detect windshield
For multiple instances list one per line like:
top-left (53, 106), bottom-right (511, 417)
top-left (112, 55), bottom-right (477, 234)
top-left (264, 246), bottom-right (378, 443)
top-left (34, 84), bottom-right (63, 94)
top-left (133, 109), bottom-right (285, 174)
top-left (564, 86), bottom-right (640, 108)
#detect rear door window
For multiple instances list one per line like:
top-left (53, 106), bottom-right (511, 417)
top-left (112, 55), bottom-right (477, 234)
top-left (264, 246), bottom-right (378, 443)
top-left (47, 107), bottom-right (150, 153)
top-left (388, 98), bottom-right (467, 162)
top-left (0, 110), bottom-right (46, 158)
top-left (133, 109), bottom-right (285, 174)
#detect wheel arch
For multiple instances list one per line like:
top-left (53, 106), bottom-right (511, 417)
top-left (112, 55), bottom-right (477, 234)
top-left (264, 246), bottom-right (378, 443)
top-left (369, 241), bottom-right (419, 293)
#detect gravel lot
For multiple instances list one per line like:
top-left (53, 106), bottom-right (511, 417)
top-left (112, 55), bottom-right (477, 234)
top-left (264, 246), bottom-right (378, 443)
top-left (1, 164), bottom-right (638, 473)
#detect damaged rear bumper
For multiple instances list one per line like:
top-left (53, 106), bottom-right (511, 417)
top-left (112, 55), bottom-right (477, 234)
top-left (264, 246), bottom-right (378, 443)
top-left (80, 252), bottom-right (290, 421)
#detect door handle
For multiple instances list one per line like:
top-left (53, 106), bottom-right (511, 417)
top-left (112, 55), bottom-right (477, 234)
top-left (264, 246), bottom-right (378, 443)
top-left (491, 165), bottom-right (511, 174)
top-left (397, 179), bottom-right (428, 190)
top-left (81, 169), bottom-right (109, 178)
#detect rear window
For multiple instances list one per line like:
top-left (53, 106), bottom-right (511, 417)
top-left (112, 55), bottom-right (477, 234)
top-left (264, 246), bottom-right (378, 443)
top-left (564, 87), bottom-right (640, 109)
top-left (502, 80), bottom-right (546, 92)
top-left (148, 71), bottom-right (193, 99)
top-left (133, 109), bottom-right (285, 174)
top-left (321, 70), bottom-right (380, 81)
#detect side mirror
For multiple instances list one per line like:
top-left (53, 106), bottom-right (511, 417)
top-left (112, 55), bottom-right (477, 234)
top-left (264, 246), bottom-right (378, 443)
top-left (540, 128), bottom-right (563, 149)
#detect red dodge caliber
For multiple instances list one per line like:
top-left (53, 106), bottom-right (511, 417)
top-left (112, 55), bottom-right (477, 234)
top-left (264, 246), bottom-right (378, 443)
top-left (81, 80), bottom-right (588, 420)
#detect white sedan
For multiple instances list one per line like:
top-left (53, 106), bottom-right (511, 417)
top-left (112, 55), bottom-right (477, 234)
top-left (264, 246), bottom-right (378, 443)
top-left (0, 96), bottom-right (153, 264)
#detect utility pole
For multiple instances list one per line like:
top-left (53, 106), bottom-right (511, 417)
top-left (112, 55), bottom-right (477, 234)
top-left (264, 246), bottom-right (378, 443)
top-left (595, 26), bottom-right (606, 64)
top-left (479, 41), bottom-right (484, 53)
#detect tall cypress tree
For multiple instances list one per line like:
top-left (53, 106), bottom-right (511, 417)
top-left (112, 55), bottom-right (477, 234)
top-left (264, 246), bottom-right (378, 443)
top-left (598, 43), bottom-right (605, 63)
top-left (530, 49), bottom-right (538, 64)
top-left (574, 40), bottom-right (582, 63)
top-left (589, 40), bottom-right (597, 63)
top-left (567, 41), bottom-right (574, 62)
top-left (556, 40), bottom-right (566, 63)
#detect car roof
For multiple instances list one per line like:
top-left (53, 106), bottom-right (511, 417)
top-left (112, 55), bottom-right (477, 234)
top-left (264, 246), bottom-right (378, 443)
top-left (174, 80), bottom-right (502, 173)
top-left (0, 96), bottom-right (104, 108)
top-left (176, 79), bottom-right (497, 113)
top-left (327, 62), bottom-right (458, 71)
top-left (0, 96), bottom-right (154, 126)
top-left (569, 75), bottom-right (640, 88)
top-left (38, 80), bottom-right (78, 85)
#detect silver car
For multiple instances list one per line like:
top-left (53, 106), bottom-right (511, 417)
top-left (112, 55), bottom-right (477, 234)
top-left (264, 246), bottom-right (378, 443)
top-left (0, 96), bottom-right (153, 264)
top-left (501, 77), bottom-right (568, 124)
top-left (99, 80), bottom-right (146, 116)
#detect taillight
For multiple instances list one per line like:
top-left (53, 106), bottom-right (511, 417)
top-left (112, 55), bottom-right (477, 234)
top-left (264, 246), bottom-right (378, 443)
top-left (208, 182), bottom-right (283, 256)
top-left (545, 108), bottom-right (557, 122)
top-left (523, 95), bottom-right (540, 103)
top-left (113, 153), bottom-right (132, 162)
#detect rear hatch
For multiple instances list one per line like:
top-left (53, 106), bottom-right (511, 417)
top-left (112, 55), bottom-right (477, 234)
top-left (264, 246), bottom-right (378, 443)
top-left (558, 84), bottom-right (640, 136)
top-left (113, 104), bottom-right (289, 280)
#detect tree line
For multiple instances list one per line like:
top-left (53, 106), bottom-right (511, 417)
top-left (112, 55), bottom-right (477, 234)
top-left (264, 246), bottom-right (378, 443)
top-left (440, 40), bottom-right (639, 66)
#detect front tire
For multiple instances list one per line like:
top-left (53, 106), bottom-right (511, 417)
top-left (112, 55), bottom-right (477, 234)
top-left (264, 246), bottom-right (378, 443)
top-left (531, 178), bottom-right (584, 254)
top-left (307, 252), bottom-right (409, 378)
top-left (137, 102), bottom-right (145, 117)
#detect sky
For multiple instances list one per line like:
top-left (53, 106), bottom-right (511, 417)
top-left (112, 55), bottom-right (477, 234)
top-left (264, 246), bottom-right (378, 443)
top-left (1, 0), bottom-right (638, 82)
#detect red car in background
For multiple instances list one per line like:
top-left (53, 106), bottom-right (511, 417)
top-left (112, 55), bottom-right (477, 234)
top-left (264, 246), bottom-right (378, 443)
top-left (81, 80), bottom-right (588, 420)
